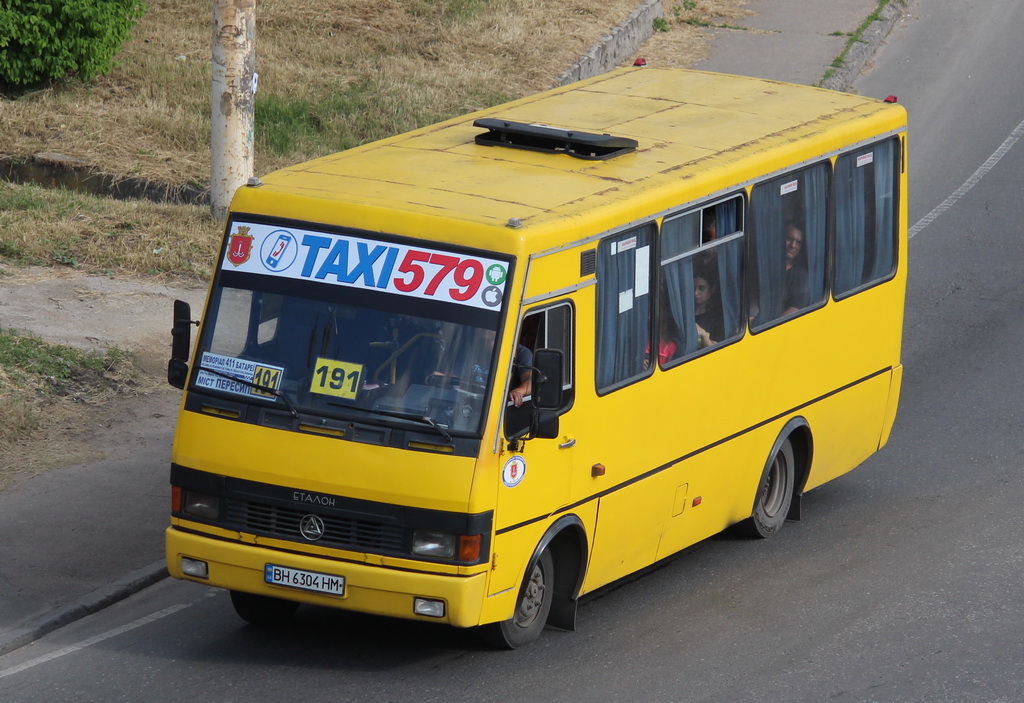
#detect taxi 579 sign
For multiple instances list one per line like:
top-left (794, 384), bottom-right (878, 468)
top-left (225, 221), bottom-right (509, 311)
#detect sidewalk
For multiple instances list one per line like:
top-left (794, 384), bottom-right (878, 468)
top-left (0, 0), bottom-right (907, 656)
top-left (693, 0), bottom-right (905, 92)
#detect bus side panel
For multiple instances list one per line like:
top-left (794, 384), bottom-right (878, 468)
top-left (584, 471), bottom-right (675, 591)
top-left (485, 431), bottom-right (572, 599)
top-left (484, 520), bottom-right (547, 600)
top-left (800, 371), bottom-right (891, 492)
top-left (878, 363), bottom-right (903, 449)
top-left (653, 429), bottom-right (773, 563)
top-left (480, 502), bottom-right (598, 624)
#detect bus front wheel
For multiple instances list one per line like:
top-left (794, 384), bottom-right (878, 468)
top-left (230, 590), bottom-right (300, 626)
top-left (480, 549), bottom-right (554, 649)
top-left (737, 438), bottom-right (795, 538)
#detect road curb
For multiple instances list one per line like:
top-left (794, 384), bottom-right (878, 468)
top-left (553, 0), bottom-right (662, 87)
top-left (0, 561), bottom-right (167, 657)
top-left (821, 0), bottom-right (909, 91)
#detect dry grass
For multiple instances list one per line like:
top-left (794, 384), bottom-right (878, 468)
top-left (1, 0), bottom-right (747, 186)
top-left (0, 392), bottom-right (106, 491)
top-left (0, 0), bottom-right (747, 281)
top-left (0, 332), bottom-right (142, 490)
top-left (0, 181), bottom-right (218, 280)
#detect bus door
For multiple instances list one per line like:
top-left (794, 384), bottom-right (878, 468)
top-left (488, 301), bottom-right (577, 595)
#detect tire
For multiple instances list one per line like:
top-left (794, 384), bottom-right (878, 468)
top-left (480, 549), bottom-right (554, 649)
top-left (229, 590), bottom-right (300, 626)
top-left (736, 438), bottom-right (795, 538)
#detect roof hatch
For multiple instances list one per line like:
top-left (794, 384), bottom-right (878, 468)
top-left (473, 118), bottom-right (638, 160)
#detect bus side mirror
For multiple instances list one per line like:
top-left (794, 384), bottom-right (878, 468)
top-left (531, 410), bottom-right (560, 440)
top-left (168, 299), bottom-right (194, 389)
top-left (531, 348), bottom-right (563, 410)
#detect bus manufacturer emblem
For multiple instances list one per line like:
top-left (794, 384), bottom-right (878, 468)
top-left (299, 514), bottom-right (325, 541)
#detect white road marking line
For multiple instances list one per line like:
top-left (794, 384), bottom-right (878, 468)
top-left (0, 592), bottom-right (216, 679)
top-left (910, 118), bottom-right (1024, 239)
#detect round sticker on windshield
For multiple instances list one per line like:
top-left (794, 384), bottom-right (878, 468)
top-left (502, 455), bottom-right (527, 488)
top-left (261, 229), bottom-right (298, 272)
top-left (481, 285), bottom-right (503, 307)
top-left (486, 263), bottom-right (507, 286)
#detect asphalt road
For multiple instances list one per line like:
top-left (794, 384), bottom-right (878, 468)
top-left (3, 1), bottom-right (1024, 701)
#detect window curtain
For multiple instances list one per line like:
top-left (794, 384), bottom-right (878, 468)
top-left (803, 164), bottom-right (829, 304)
top-left (835, 139), bottom-right (897, 295)
top-left (661, 214), bottom-right (700, 356)
top-left (748, 184), bottom-right (785, 326)
top-left (596, 227), bottom-right (652, 390)
top-left (713, 200), bottom-right (742, 337)
top-left (834, 152), bottom-right (867, 294)
top-left (872, 139), bottom-right (897, 280)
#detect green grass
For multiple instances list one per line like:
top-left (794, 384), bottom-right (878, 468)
top-left (408, 0), bottom-right (493, 20)
top-left (0, 327), bottom-right (126, 391)
top-left (818, 0), bottom-right (893, 85)
top-left (0, 327), bottom-right (134, 459)
top-left (0, 181), bottom-right (218, 278)
top-left (255, 78), bottom-right (515, 162)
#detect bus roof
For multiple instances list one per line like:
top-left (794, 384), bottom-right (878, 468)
top-left (236, 68), bottom-right (906, 249)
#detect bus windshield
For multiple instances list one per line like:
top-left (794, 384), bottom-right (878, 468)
top-left (195, 282), bottom-right (500, 435)
top-left (190, 220), bottom-right (513, 437)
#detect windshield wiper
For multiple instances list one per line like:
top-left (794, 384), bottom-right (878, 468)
top-left (354, 407), bottom-right (453, 443)
top-left (197, 365), bottom-right (299, 419)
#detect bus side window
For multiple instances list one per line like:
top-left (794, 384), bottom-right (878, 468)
top-left (504, 302), bottom-right (575, 439)
top-left (747, 163), bottom-right (830, 330)
top-left (833, 138), bottom-right (899, 298)
top-left (595, 224), bottom-right (655, 393)
top-left (659, 196), bottom-right (745, 364)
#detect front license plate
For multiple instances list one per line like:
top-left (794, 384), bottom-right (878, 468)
top-left (265, 564), bottom-right (346, 596)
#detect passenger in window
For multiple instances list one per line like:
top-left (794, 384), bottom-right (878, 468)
top-left (702, 211), bottom-right (717, 244)
top-left (645, 311), bottom-right (680, 368)
top-left (783, 222), bottom-right (809, 315)
top-left (694, 269), bottom-right (724, 347)
top-left (699, 211), bottom-right (718, 269)
top-left (507, 343), bottom-right (534, 407)
top-left (433, 329), bottom-right (532, 407)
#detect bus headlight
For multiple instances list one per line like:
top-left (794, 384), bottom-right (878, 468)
top-left (181, 557), bottom-right (209, 579)
top-left (184, 490), bottom-right (220, 520)
top-left (412, 530), bottom-right (456, 558)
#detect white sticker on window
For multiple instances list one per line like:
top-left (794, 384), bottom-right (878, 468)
top-left (195, 352), bottom-right (284, 400)
top-left (222, 221), bottom-right (509, 311)
top-left (634, 245), bottom-right (650, 297)
top-left (616, 236), bottom-right (637, 254)
top-left (619, 289), bottom-right (634, 313)
top-left (780, 180), bottom-right (799, 195)
top-left (857, 152), bottom-right (874, 168)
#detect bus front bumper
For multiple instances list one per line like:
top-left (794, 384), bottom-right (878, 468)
top-left (165, 527), bottom-right (487, 628)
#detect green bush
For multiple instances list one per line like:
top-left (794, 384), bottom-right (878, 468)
top-left (0, 0), bottom-right (147, 89)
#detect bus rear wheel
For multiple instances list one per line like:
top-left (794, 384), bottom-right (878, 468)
top-left (736, 438), bottom-right (795, 538)
top-left (480, 549), bottom-right (554, 649)
top-left (230, 590), bottom-right (300, 626)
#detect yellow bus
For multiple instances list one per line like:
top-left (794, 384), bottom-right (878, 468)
top-left (166, 67), bottom-right (907, 648)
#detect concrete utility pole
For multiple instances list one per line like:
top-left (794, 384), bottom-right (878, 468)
top-left (211, 0), bottom-right (256, 222)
